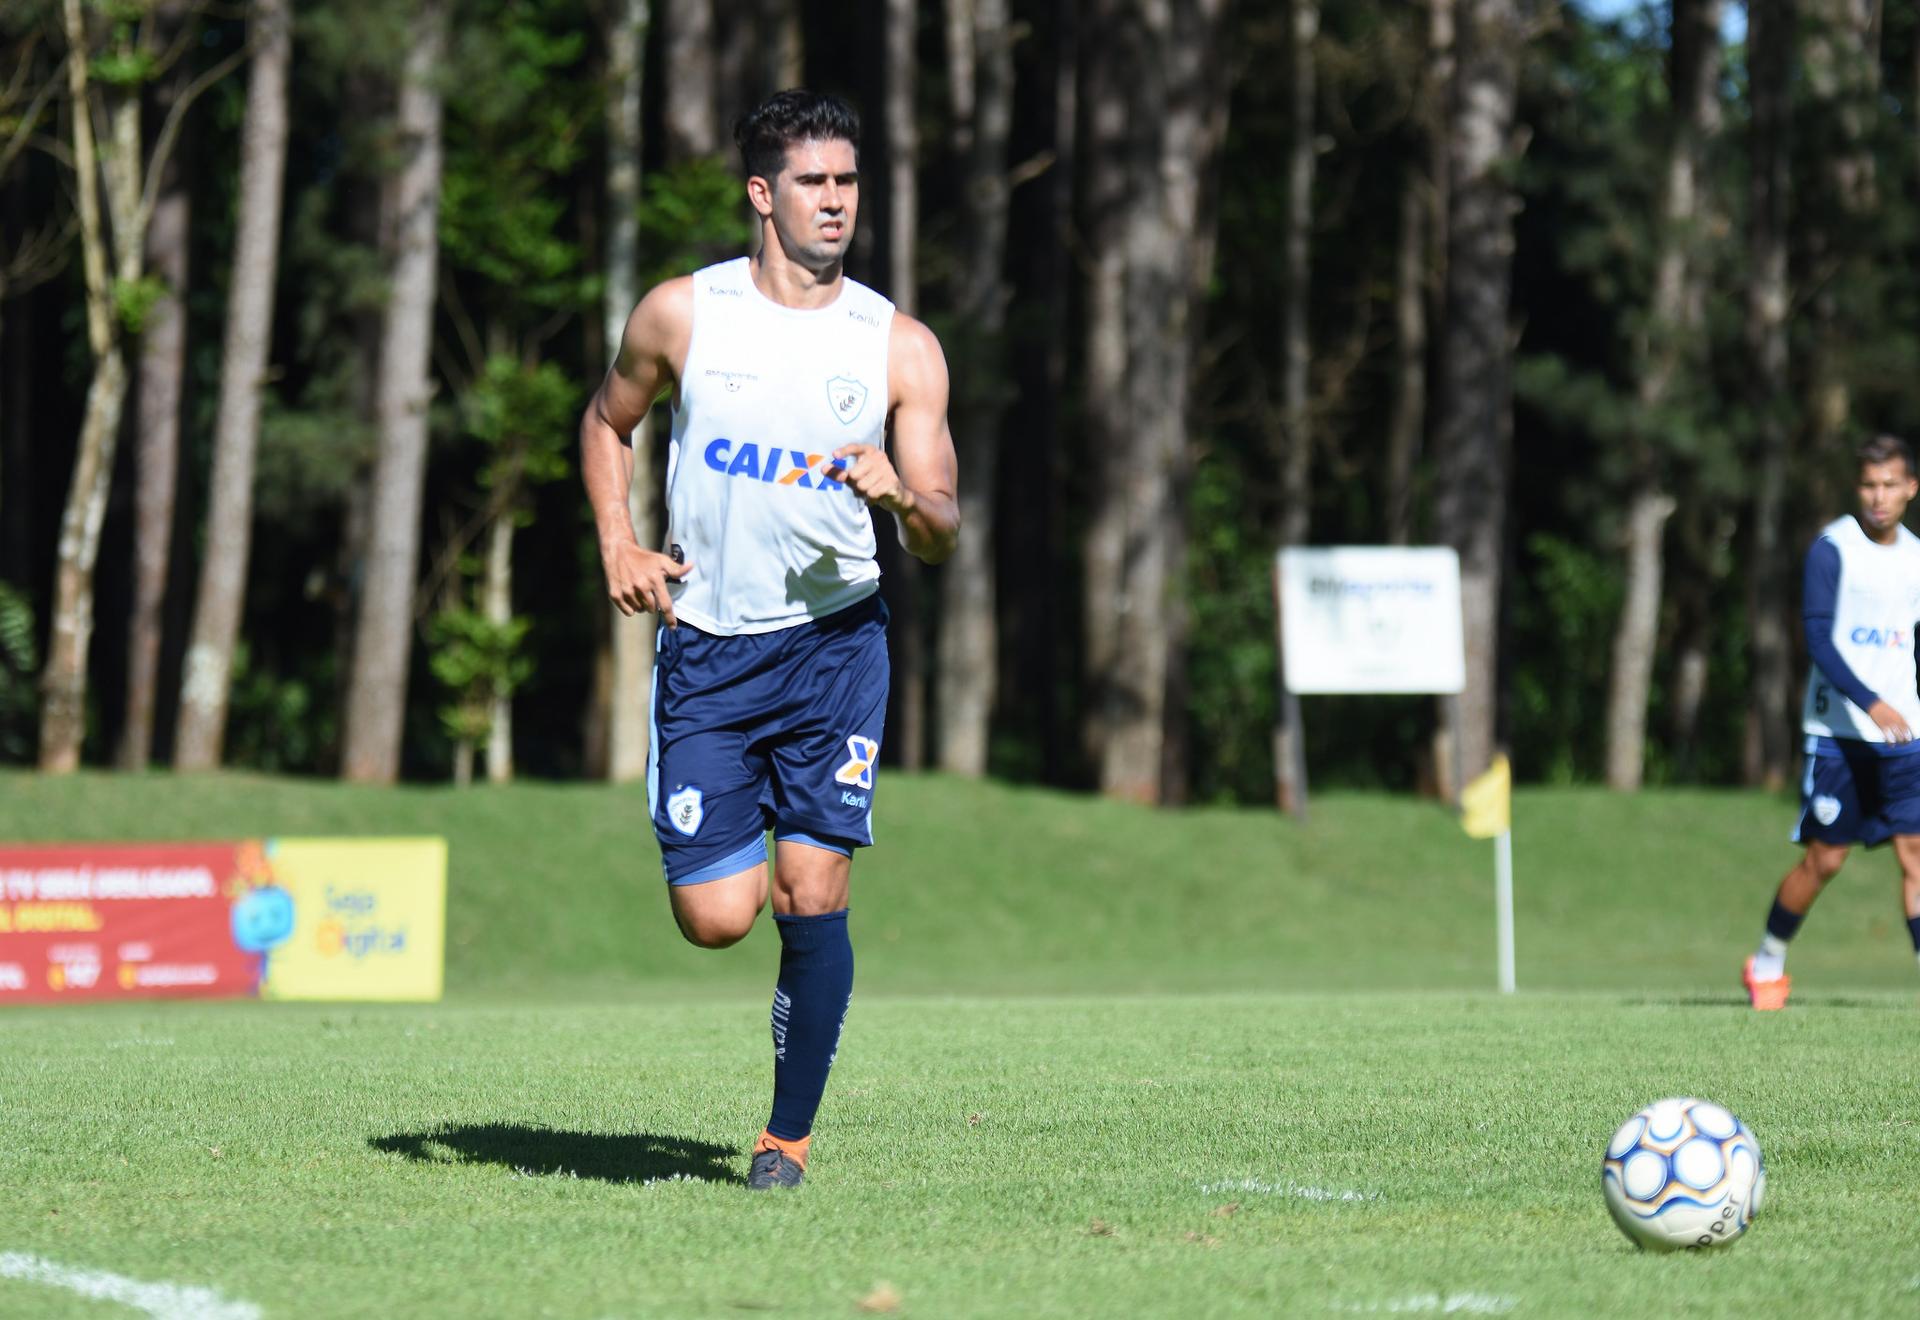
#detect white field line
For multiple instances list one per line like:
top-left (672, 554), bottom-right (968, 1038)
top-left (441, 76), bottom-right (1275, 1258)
top-left (1333, 1294), bottom-right (1516, 1315)
top-left (0, 1252), bottom-right (261, 1320)
top-left (1198, 1177), bottom-right (1379, 1202)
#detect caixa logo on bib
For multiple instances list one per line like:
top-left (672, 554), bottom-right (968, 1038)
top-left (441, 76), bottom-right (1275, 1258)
top-left (666, 787), bottom-right (704, 837)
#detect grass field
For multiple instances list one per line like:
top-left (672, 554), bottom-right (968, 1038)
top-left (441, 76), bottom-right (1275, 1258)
top-left (1, 771), bottom-right (1918, 1317)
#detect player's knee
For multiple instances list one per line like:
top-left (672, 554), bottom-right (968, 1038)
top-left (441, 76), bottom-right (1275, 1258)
top-left (675, 907), bottom-right (755, 949)
top-left (1807, 845), bottom-right (1849, 882)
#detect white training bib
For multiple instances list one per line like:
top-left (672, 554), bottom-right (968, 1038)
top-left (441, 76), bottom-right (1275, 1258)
top-left (1801, 515), bottom-right (1920, 742)
top-left (662, 257), bottom-right (894, 635)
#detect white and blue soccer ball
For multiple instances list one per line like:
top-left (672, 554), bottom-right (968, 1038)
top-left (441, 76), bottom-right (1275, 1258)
top-left (1601, 1097), bottom-right (1765, 1251)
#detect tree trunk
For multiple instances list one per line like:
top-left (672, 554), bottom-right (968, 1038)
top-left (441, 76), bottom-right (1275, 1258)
top-left (121, 151), bottom-right (190, 771)
top-left (485, 515), bottom-right (513, 784)
top-left (1604, 490), bottom-right (1676, 788)
top-left (605, 0), bottom-right (654, 784)
top-left (1431, 0), bottom-right (1521, 789)
top-left (1799, 0), bottom-right (1878, 516)
top-left (342, 0), bottom-right (446, 784)
top-left (1095, 0), bottom-right (1228, 803)
top-left (175, 0), bottom-right (292, 771)
top-left (1277, 0), bottom-right (1316, 551)
top-left (1604, 0), bottom-right (1723, 791)
top-left (42, 0), bottom-right (145, 773)
top-left (1384, 169), bottom-right (1426, 546)
top-left (1078, 0), bottom-right (1130, 774)
top-left (664, 0), bottom-right (718, 159)
top-left (935, 0), bottom-right (1014, 778)
top-left (883, 0), bottom-right (927, 772)
top-left (1272, 0), bottom-right (1317, 813)
top-left (1743, 0), bottom-right (1794, 789)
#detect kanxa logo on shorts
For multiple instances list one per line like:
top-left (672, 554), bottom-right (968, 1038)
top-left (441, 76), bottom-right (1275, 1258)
top-left (1812, 794), bottom-right (1842, 826)
top-left (833, 735), bottom-right (879, 790)
top-left (827, 375), bottom-right (869, 425)
top-left (666, 786), bottom-right (705, 836)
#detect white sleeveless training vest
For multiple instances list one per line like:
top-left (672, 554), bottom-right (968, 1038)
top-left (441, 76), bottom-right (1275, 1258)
top-left (1801, 514), bottom-right (1920, 742)
top-left (663, 257), bottom-right (894, 635)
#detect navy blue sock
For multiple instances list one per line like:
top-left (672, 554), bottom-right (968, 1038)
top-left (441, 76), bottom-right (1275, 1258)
top-left (1765, 898), bottom-right (1805, 944)
top-left (1907, 915), bottom-right (1920, 956)
top-left (766, 909), bottom-right (853, 1143)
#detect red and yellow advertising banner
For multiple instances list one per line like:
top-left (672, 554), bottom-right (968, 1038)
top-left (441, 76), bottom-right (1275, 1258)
top-left (0, 839), bottom-right (445, 1004)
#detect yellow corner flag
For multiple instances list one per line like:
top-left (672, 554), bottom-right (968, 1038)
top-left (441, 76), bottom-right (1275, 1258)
top-left (1461, 754), bottom-right (1511, 839)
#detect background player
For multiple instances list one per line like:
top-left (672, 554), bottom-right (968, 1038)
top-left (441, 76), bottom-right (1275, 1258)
top-left (578, 90), bottom-right (960, 1185)
top-left (1743, 435), bottom-right (1920, 1008)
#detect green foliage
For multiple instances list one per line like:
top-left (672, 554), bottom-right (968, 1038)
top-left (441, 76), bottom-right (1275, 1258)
top-left (427, 608), bottom-right (531, 748)
top-left (111, 273), bottom-right (167, 336)
top-left (440, 0), bottom-right (597, 319)
top-left (225, 642), bottom-right (332, 775)
top-left (1184, 454), bottom-right (1277, 804)
top-left (1508, 534), bottom-right (1623, 784)
top-left (462, 356), bottom-right (576, 509)
top-left (0, 582), bottom-right (38, 763)
top-left (637, 157), bottom-right (757, 288)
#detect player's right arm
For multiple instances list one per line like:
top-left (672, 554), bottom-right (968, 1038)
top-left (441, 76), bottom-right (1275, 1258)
top-left (582, 277), bottom-right (695, 626)
top-left (1802, 538), bottom-right (1912, 741)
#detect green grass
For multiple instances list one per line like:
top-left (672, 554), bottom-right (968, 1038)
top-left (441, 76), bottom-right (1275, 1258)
top-left (0, 771), bottom-right (1917, 1317)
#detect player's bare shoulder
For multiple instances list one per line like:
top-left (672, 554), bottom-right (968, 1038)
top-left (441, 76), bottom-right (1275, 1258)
top-left (887, 311), bottom-right (951, 410)
top-left (617, 275), bottom-right (695, 382)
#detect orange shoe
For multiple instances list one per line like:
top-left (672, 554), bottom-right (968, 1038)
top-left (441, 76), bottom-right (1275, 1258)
top-left (1742, 957), bottom-right (1791, 1010)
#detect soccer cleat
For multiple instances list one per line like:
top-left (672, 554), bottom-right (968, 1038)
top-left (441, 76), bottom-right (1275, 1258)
top-left (1742, 956), bottom-right (1791, 1011)
top-left (748, 1147), bottom-right (805, 1190)
top-left (747, 1132), bottom-right (808, 1190)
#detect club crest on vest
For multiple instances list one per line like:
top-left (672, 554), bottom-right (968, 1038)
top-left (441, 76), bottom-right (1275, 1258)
top-left (827, 376), bottom-right (869, 425)
top-left (666, 786), bottom-right (705, 836)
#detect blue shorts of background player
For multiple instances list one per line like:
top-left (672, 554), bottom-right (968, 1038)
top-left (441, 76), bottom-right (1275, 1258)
top-left (1792, 739), bottom-right (1920, 847)
top-left (648, 592), bottom-right (889, 886)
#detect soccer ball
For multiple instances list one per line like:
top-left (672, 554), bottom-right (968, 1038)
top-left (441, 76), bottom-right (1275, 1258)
top-left (1600, 1097), bottom-right (1765, 1251)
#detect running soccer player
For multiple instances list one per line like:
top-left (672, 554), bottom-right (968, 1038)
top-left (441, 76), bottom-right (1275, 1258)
top-left (580, 90), bottom-right (958, 1188)
top-left (1743, 435), bottom-right (1920, 1009)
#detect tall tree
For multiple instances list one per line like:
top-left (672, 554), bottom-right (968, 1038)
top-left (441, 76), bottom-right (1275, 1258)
top-left (175, 0), bottom-right (293, 771)
top-left (1602, 0), bottom-right (1724, 791)
top-left (663, 0), bottom-right (718, 160)
top-left (341, 0), bottom-right (447, 783)
top-left (41, 0), bottom-right (239, 773)
top-left (880, 0), bottom-right (928, 771)
top-left (1743, 0), bottom-right (1795, 789)
top-left (1271, 0), bottom-right (1317, 814)
top-left (934, 0), bottom-right (1015, 777)
top-left (1384, 0), bottom-right (1449, 546)
top-left (119, 34), bottom-right (191, 772)
top-left (1431, 0), bottom-right (1523, 787)
top-left (1798, 0), bottom-right (1880, 517)
top-left (1084, 0), bottom-right (1231, 802)
top-left (604, 0), bottom-right (654, 784)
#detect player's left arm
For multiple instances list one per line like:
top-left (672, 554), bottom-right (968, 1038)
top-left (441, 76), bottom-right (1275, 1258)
top-left (834, 313), bottom-right (960, 565)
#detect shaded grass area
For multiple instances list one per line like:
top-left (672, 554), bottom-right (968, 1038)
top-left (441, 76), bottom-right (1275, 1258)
top-left (0, 770), bottom-right (1915, 996)
top-left (0, 995), bottom-right (1916, 1318)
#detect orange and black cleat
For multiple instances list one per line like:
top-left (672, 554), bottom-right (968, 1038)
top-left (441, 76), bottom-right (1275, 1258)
top-left (748, 1131), bottom-right (808, 1190)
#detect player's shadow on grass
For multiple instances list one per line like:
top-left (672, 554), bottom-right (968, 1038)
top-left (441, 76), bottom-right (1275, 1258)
top-left (371, 1123), bottom-right (743, 1186)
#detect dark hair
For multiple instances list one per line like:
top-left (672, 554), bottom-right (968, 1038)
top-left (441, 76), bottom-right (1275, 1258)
top-left (733, 89), bottom-right (861, 185)
top-left (1859, 434), bottom-right (1916, 477)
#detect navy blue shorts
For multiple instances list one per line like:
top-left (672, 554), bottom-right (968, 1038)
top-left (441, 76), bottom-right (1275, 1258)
top-left (648, 593), bottom-right (888, 885)
top-left (1794, 740), bottom-right (1920, 846)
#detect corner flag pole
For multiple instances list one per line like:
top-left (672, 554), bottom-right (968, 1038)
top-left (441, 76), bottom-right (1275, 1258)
top-left (1494, 828), bottom-right (1515, 994)
top-left (1461, 754), bottom-right (1514, 994)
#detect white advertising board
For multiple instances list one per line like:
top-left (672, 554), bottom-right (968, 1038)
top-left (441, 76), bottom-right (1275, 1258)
top-left (1277, 546), bottom-right (1466, 695)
